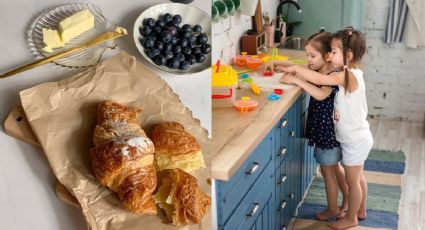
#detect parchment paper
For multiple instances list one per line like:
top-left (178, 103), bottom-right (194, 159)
top-left (19, 52), bottom-right (211, 230)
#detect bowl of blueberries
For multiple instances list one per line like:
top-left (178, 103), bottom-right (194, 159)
top-left (133, 3), bottom-right (211, 74)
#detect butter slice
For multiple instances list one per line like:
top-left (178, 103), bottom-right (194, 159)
top-left (42, 28), bottom-right (64, 52)
top-left (155, 150), bottom-right (206, 173)
top-left (59, 9), bottom-right (94, 43)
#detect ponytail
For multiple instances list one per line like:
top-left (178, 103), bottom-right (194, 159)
top-left (342, 26), bottom-right (353, 93)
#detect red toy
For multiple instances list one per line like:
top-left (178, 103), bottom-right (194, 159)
top-left (274, 89), bottom-right (283, 94)
top-left (263, 70), bottom-right (273, 77)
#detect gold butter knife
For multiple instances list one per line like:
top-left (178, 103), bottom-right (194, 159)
top-left (0, 27), bottom-right (127, 79)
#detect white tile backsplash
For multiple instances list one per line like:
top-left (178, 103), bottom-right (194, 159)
top-left (212, 14), bottom-right (252, 65)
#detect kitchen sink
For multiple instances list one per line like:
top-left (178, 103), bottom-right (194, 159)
top-left (277, 36), bottom-right (306, 50)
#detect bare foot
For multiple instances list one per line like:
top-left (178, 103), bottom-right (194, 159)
top-left (337, 208), bottom-right (347, 219)
top-left (328, 217), bottom-right (358, 230)
top-left (357, 210), bottom-right (367, 220)
top-left (339, 203), bottom-right (348, 213)
top-left (315, 209), bottom-right (339, 221)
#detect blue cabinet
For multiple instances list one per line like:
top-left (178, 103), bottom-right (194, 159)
top-left (216, 96), bottom-right (318, 230)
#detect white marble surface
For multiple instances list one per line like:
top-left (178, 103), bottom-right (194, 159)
top-left (0, 0), bottom-right (210, 229)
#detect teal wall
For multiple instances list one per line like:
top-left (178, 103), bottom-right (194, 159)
top-left (285, 0), bottom-right (365, 37)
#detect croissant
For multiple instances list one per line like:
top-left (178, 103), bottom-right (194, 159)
top-left (89, 100), bottom-right (157, 214)
top-left (150, 122), bottom-right (205, 172)
top-left (154, 168), bottom-right (211, 226)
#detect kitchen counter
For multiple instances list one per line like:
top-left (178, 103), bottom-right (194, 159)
top-left (211, 49), bottom-right (306, 180)
top-left (0, 1), bottom-right (209, 229)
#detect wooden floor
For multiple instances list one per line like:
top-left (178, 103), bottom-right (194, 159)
top-left (290, 118), bottom-right (425, 230)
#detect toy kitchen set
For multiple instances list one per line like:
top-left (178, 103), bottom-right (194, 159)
top-left (211, 0), bottom-right (365, 229)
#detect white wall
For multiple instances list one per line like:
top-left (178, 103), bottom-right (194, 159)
top-left (364, 0), bottom-right (425, 122)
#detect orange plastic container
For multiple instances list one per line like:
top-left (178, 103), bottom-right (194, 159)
top-left (246, 56), bottom-right (262, 69)
top-left (235, 52), bottom-right (248, 67)
top-left (234, 96), bottom-right (258, 113)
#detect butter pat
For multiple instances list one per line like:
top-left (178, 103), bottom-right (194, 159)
top-left (59, 9), bottom-right (94, 43)
top-left (42, 28), bottom-right (64, 52)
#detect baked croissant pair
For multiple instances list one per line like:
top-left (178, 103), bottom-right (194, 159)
top-left (89, 100), bottom-right (210, 226)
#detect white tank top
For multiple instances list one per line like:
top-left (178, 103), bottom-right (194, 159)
top-left (334, 68), bottom-right (372, 144)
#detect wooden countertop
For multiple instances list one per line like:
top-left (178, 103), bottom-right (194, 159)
top-left (212, 49), bottom-right (306, 181)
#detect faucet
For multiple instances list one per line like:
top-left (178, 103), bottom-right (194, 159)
top-left (275, 0), bottom-right (302, 40)
top-left (276, 0), bottom-right (302, 22)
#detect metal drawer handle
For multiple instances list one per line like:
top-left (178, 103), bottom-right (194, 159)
top-left (280, 147), bottom-right (287, 157)
top-left (280, 200), bottom-right (287, 210)
top-left (246, 162), bottom-right (259, 175)
top-left (280, 174), bottom-right (287, 184)
top-left (247, 203), bottom-right (260, 217)
top-left (279, 119), bottom-right (288, 128)
top-left (290, 131), bottom-right (295, 137)
top-left (288, 193), bottom-right (294, 199)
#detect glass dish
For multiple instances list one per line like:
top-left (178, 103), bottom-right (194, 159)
top-left (28, 3), bottom-right (117, 68)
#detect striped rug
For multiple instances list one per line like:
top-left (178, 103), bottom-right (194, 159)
top-left (294, 149), bottom-right (406, 230)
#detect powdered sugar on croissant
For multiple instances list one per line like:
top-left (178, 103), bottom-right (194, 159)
top-left (89, 100), bottom-right (157, 214)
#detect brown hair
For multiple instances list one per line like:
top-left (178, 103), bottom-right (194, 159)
top-left (305, 31), bottom-right (332, 60)
top-left (332, 26), bottom-right (366, 91)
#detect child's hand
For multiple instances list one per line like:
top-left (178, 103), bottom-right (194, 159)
top-left (259, 61), bottom-right (274, 74)
top-left (334, 110), bottom-right (340, 124)
top-left (276, 65), bottom-right (298, 75)
top-left (280, 73), bottom-right (298, 85)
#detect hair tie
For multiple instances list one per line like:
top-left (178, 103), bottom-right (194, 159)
top-left (345, 26), bottom-right (353, 36)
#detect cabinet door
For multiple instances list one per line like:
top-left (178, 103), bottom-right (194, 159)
top-left (249, 195), bottom-right (274, 230)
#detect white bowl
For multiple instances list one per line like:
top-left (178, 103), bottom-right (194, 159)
top-left (133, 3), bottom-right (211, 74)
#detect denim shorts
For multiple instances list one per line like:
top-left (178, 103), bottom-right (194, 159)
top-left (314, 146), bottom-right (342, 166)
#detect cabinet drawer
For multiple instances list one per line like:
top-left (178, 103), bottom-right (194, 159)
top-left (216, 132), bottom-right (273, 223)
top-left (222, 161), bottom-right (274, 230)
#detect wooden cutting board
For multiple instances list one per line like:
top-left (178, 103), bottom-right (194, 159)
top-left (4, 106), bottom-right (80, 209)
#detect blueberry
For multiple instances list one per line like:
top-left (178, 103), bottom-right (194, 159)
top-left (181, 31), bottom-right (192, 39)
top-left (160, 31), bottom-right (172, 43)
top-left (179, 38), bottom-right (189, 48)
top-left (196, 33), bottom-right (208, 44)
top-left (181, 24), bottom-right (192, 33)
top-left (188, 35), bottom-right (196, 44)
top-left (186, 54), bottom-right (196, 65)
top-left (167, 26), bottom-right (178, 36)
top-left (172, 45), bottom-right (182, 54)
top-left (192, 47), bottom-right (202, 55)
top-left (153, 26), bottom-right (162, 34)
top-left (172, 15), bottom-right (182, 25)
top-left (144, 18), bottom-right (156, 27)
top-left (170, 36), bottom-right (178, 45)
top-left (142, 37), bottom-right (155, 48)
top-left (146, 48), bottom-right (160, 59)
top-left (154, 55), bottom-right (167, 66)
top-left (167, 58), bottom-right (180, 69)
top-left (163, 13), bottom-right (173, 23)
top-left (201, 44), bottom-right (211, 54)
top-left (195, 53), bottom-right (206, 63)
top-left (193, 24), bottom-right (202, 33)
top-left (148, 35), bottom-right (157, 42)
top-left (155, 41), bottom-right (164, 51)
top-left (155, 19), bottom-right (166, 28)
top-left (163, 43), bottom-right (173, 53)
top-left (182, 46), bottom-right (192, 55)
top-left (179, 61), bottom-right (190, 70)
top-left (164, 52), bottom-right (174, 60)
top-left (176, 53), bottom-right (185, 62)
top-left (140, 26), bottom-right (152, 36)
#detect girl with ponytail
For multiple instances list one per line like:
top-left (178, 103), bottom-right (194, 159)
top-left (280, 27), bottom-right (372, 230)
